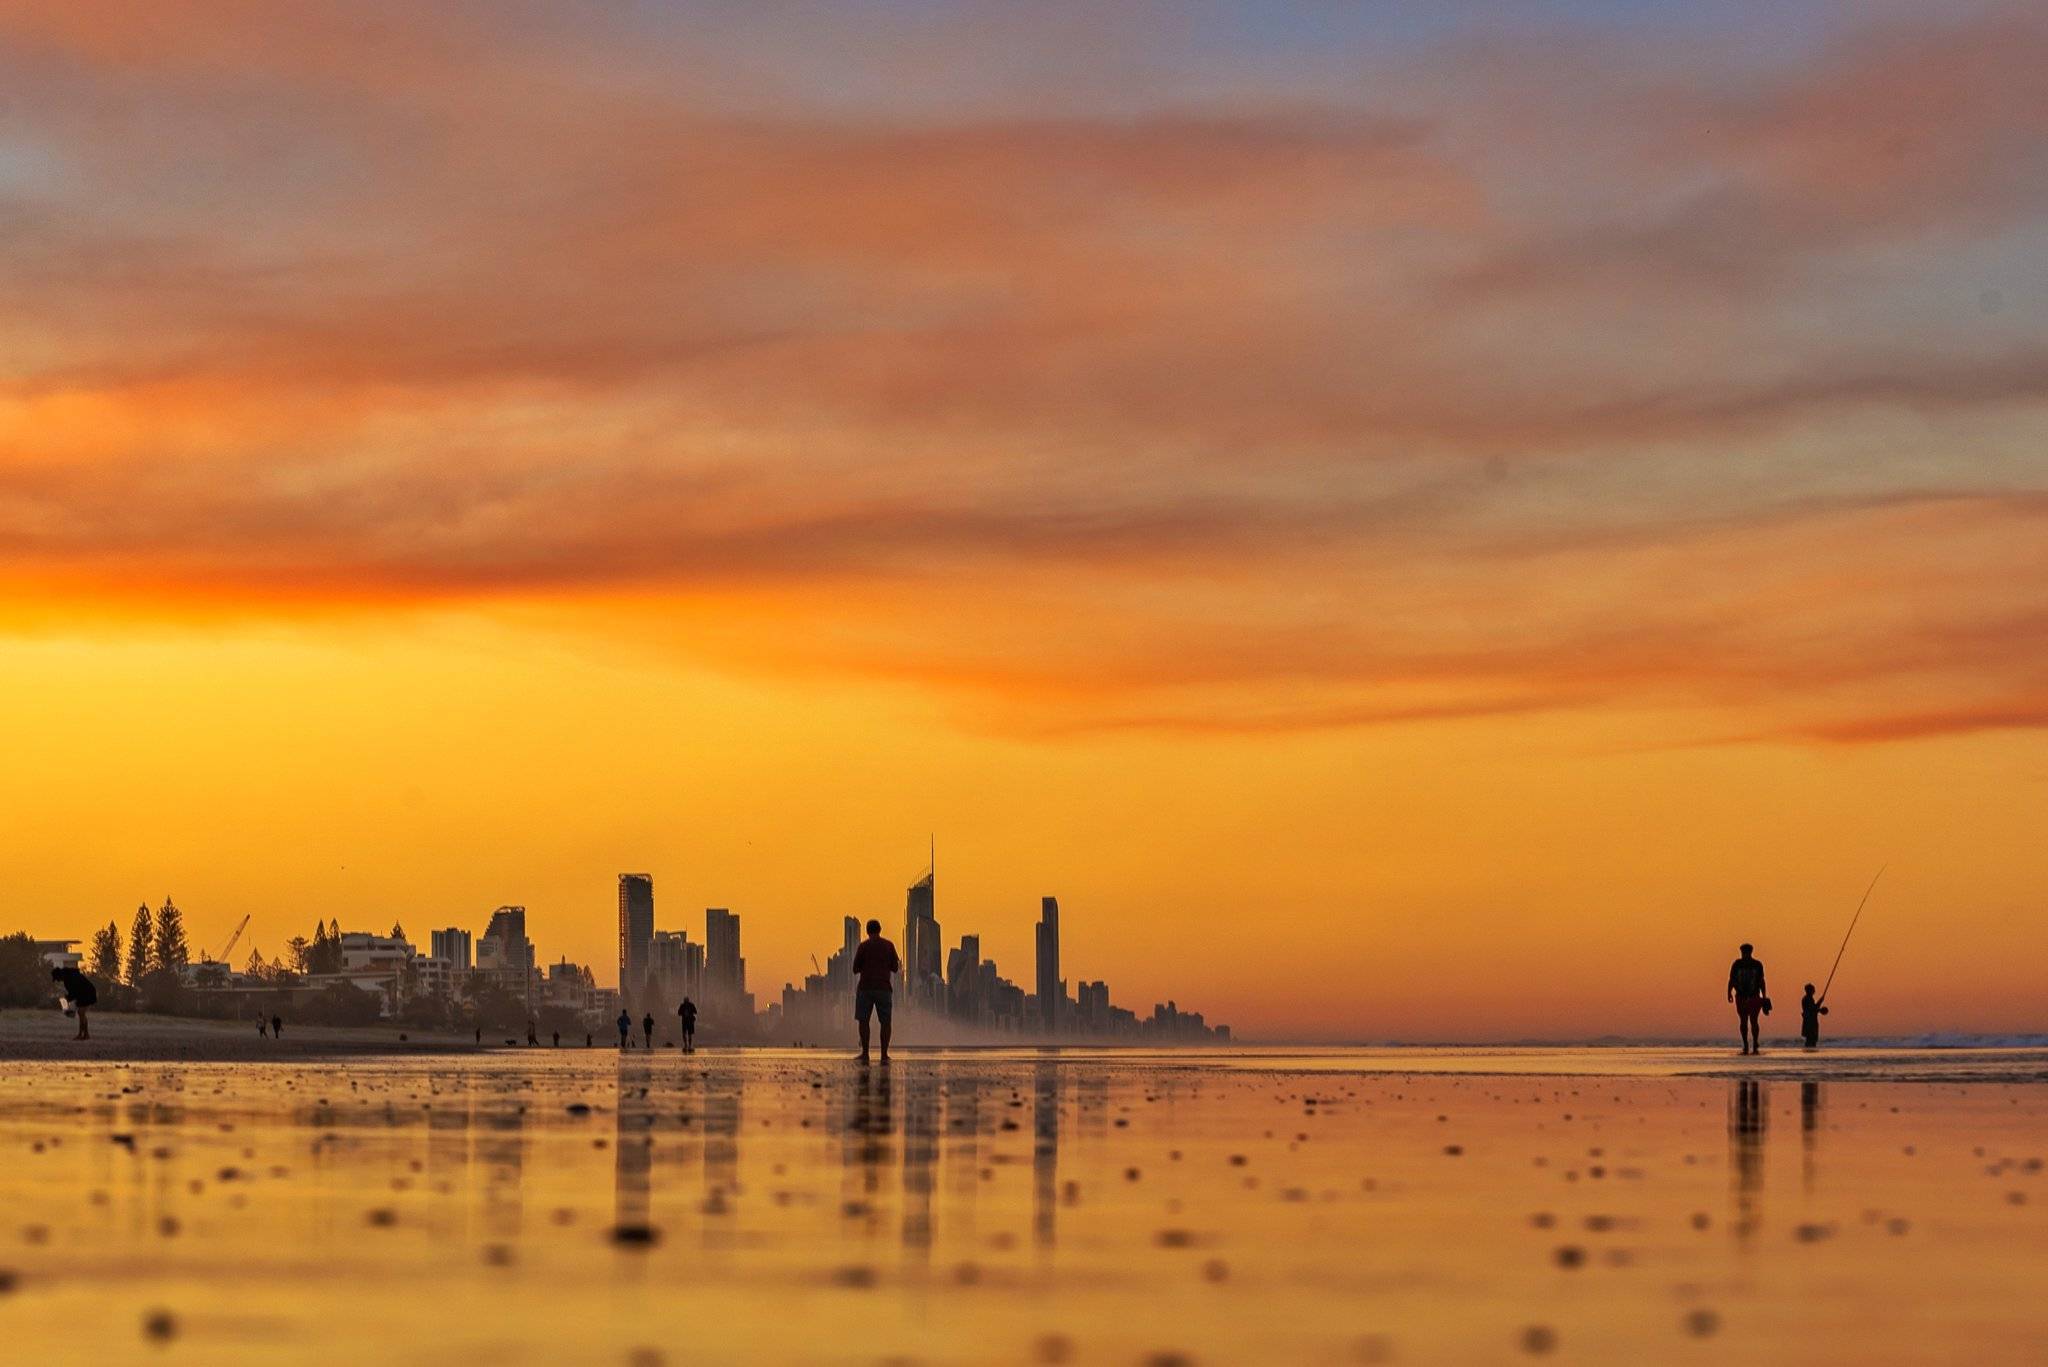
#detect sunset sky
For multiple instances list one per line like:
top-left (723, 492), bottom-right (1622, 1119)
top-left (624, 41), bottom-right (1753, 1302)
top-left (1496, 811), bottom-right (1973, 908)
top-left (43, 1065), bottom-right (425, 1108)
top-left (3, 1), bottom-right (2044, 1039)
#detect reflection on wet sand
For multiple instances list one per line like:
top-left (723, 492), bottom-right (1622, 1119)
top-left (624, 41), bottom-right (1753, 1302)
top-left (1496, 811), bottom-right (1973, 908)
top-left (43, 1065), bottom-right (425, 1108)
top-left (2, 1051), bottom-right (2044, 1364)
top-left (1728, 1078), bottom-right (1768, 1242)
top-left (1034, 1058), bottom-right (1060, 1249)
top-left (901, 1065), bottom-right (938, 1255)
top-left (1802, 1080), bottom-right (1824, 1190)
top-left (613, 1058), bottom-right (650, 1244)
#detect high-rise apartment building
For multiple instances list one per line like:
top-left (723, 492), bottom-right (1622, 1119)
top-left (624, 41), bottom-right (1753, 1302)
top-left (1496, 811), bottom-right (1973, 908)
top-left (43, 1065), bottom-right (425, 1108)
top-left (705, 907), bottom-right (743, 999)
top-left (479, 905), bottom-right (534, 1003)
top-left (1035, 896), bottom-right (1060, 1035)
top-left (430, 927), bottom-right (472, 973)
top-left (904, 862), bottom-right (941, 1006)
top-left (947, 933), bottom-right (982, 1021)
top-left (649, 928), bottom-right (702, 1007)
top-left (618, 874), bottom-right (654, 1010)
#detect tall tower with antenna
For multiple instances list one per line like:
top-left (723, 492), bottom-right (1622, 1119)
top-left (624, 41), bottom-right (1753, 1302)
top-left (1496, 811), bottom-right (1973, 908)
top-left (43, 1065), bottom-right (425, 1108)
top-left (903, 838), bottom-right (940, 1008)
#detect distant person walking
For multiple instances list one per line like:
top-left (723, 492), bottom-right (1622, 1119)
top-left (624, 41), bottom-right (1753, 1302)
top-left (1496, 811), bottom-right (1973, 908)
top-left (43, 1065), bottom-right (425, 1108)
top-left (257, 1017), bottom-right (268, 1038)
top-left (552, 1029), bottom-right (561, 1048)
top-left (678, 997), bottom-right (697, 1053)
top-left (527, 1018), bottom-right (539, 1047)
top-left (851, 918), bottom-right (901, 1066)
top-left (1728, 943), bottom-right (1768, 1055)
top-left (271, 1014), bottom-right (284, 1040)
top-left (1800, 984), bottom-right (1828, 1050)
top-left (641, 1012), bottom-right (655, 1049)
top-left (51, 966), bottom-right (96, 1041)
top-left (617, 1010), bottom-right (632, 1049)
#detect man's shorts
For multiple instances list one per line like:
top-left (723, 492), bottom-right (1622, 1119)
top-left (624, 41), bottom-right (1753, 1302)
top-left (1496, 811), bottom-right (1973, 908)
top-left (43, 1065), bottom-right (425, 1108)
top-left (1735, 995), bottom-right (1763, 1020)
top-left (855, 989), bottom-right (893, 1026)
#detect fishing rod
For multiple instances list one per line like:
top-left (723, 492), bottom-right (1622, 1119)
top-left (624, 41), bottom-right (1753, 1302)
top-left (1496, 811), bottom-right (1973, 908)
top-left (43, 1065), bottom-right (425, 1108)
top-left (1817, 865), bottom-right (1885, 1005)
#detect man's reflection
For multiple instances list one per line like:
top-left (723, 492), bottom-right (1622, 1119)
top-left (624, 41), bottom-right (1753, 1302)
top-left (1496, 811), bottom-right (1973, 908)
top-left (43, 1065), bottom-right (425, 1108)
top-left (614, 1056), bottom-right (653, 1244)
top-left (849, 1065), bottom-right (895, 1203)
top-left (1728, 1078), bottom-right (1766, 1242)
top-left (1800, 1081), bottom-right (1823, 1190)
top-left (901, 1064), bottom-right (939, 1253)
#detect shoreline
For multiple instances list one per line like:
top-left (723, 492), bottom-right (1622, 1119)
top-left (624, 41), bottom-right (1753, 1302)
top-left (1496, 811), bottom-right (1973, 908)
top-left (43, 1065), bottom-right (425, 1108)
top-left (3, 1012), bottom-right (2046, 1080)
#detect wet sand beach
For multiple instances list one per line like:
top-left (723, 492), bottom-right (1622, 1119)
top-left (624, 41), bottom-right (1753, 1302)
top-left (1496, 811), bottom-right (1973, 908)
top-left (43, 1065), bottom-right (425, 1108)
top-left (0, 1010), bottom-right (486, 1061)
top-left (1, 1048), bottom-right (2043, 1364)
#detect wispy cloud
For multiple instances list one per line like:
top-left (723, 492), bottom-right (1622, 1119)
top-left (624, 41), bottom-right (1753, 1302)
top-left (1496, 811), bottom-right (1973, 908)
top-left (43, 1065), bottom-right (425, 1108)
top-left (3, 2), bottom-right (2044, 743)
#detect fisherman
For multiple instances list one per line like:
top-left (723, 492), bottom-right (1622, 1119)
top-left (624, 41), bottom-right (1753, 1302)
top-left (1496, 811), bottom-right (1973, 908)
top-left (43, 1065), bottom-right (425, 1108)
top-left (1727, 943), bottom-right (1768, 1055)
top-left (1800, 983), bottom-right (1828, 1050)
top-left (851, 918), bottom-right (901, 1066)
top-left (50, 965), bottom-right (97, 1041)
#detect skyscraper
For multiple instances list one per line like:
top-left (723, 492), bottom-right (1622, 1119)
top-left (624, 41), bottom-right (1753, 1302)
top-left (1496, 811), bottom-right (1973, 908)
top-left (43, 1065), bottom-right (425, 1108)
top-left (649, 928), bottom-right (700, 1008)
top-left (479, 905), bottom-right (534, 1004)
top-left (1035, 896), bottom-right (1060, 1035)
top-left (947, 933), bottom-right (982, 1021)
top-left (618, 874), bottom-right (654, 1010)
top-left (834, 915), bottom-right (861, 992)
top-left (705, 907), bottom-right (743, 999)
top-left (904, 858), bottom-right (940, 1008)
top-left (430, 927), bottom-right (472, 972)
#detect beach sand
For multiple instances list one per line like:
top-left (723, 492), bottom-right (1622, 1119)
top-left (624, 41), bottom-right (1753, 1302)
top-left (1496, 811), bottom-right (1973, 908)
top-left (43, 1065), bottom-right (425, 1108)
top-left (0, 1047), bottom-right (2042, 1364)
top-left (0, 1008), bottom-right (486, 1060)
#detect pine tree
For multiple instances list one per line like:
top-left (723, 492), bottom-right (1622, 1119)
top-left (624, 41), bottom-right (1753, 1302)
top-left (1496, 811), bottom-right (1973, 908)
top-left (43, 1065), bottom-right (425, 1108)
top-left (285, 936), bottom-right (311, 974)
top-left (126, 903), bottom-right (155, 986)
top-left (153, 898), bottom-right (191, 973)
top-left (90, 920), bottom-right (123, 983)
top-left (308, 919), bottom-right (344, 975)
top-left (244, 946), bottom-right (266, 980)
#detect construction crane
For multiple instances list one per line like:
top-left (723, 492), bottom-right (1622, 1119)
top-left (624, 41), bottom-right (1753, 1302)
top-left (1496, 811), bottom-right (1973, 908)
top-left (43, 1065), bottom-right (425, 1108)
top-left (217, 914), bottom-right (252, 965)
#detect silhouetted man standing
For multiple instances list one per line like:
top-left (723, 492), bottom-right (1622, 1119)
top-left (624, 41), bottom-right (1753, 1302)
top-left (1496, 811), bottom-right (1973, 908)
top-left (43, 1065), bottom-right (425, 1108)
top-left (641, 1012), bottom-right (654, 1049)
top-left (51, 966), bottom-right (96, 1041)
top-left (678, 997), bottom-right (697, 1053)
top-left (851, 918), bottom-right (900, 1066)
top-left (1728, 943), bottom-right (1768, 1055)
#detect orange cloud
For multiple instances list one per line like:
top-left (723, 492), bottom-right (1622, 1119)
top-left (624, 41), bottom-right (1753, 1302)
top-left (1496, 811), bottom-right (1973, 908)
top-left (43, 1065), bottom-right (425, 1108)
top-left (3, 1), bottom-right (2044, 748)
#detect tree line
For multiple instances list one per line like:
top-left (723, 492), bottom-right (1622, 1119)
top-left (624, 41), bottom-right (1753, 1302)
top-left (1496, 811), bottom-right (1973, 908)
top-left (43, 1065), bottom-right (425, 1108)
top-left (6, 908), bottom-right (592, 1037)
